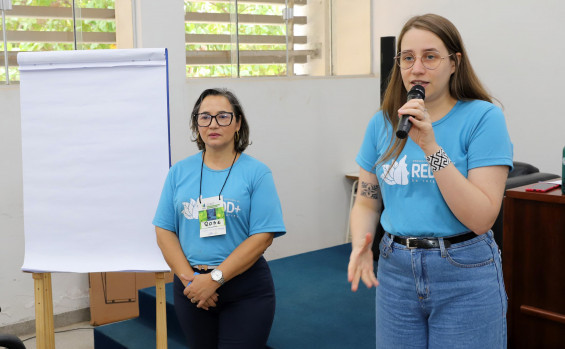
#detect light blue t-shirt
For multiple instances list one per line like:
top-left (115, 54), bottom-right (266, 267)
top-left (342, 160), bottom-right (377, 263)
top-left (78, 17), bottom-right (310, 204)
top-left (356, 100), bottom-right (513, 237)
top-left (153, 152), bottom-right (286, 265)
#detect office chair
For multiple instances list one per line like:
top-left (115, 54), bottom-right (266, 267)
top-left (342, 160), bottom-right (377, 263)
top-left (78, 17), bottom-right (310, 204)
top-left (0, 334), bottom-right (26, 349)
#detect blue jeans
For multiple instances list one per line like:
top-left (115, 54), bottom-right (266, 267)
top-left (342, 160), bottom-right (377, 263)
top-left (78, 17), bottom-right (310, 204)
top-left (376, 231), bottom-right (507, 349)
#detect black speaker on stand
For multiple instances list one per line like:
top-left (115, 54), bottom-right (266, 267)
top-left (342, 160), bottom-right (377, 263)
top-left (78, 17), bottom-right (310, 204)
top-left (380, 36), bottom-right (396, 101)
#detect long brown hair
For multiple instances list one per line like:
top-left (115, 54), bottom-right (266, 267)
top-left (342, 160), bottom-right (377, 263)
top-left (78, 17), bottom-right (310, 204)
top-left (379, 14), bottom-right (492, 166)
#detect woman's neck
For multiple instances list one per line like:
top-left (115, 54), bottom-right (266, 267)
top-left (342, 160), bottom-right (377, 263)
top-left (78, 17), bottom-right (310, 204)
top-left (426, 95), bottom-right (458, 122)
top-left (203, 147), bottom-right (238, 170)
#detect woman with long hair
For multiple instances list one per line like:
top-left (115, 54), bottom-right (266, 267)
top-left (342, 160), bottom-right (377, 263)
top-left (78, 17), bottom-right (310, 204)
top-left (348, 14), bottom-right (512, 348)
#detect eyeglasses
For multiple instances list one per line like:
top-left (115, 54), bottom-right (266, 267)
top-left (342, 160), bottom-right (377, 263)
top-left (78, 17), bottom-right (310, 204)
top-left (196, 112), bottom-right (234, 127)
top-left (394, 51), bottom-right (454, 70)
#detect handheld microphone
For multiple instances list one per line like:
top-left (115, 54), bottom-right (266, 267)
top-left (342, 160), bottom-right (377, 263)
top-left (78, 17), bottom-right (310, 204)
top-left (396, 85), bottom-right (426, 139)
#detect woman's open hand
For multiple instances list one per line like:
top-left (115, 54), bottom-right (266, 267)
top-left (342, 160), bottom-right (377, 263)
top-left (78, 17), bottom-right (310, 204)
top-left (348, 232), bottom-right (379, 292)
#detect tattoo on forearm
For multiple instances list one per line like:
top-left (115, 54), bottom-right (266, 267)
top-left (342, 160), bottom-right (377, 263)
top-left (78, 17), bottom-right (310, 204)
top-left (360, 181), bottom-right (380, 200)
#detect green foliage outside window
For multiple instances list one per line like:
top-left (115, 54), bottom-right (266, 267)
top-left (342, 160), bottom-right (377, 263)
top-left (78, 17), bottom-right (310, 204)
top-left (1, 0), bottom-right (115, 81)
top-left (1, 0), bottom-right (292, 81)
top-left (185, 1), bottom-right (289, 77)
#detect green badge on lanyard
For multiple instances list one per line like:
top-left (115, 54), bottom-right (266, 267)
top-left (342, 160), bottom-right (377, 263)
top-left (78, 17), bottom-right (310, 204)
top-left (198, 195), bottom-right (227, 238)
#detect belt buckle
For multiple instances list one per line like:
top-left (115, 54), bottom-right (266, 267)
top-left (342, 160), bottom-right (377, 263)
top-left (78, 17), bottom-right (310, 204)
top-left (406, 238), bottom-right (419, 249)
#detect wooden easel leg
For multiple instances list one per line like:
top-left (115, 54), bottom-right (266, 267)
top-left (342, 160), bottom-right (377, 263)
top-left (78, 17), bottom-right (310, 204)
top-left (33, 273), bottom-right (55, 349)
top-left (45, 273), bottom-right (55, 348)
top-left (33, 273), bottom-right (45, 349)
top-left (155, 272), bottom-right (168, 349)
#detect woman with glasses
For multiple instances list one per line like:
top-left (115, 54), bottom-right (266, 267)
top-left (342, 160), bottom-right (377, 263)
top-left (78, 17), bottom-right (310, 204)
top-left (348, 14), bottom-right (512, 348)
top-left (153, 88), bottom-right (286, 349)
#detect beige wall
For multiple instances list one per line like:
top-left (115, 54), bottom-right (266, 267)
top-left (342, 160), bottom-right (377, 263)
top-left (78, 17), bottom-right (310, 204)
top-left (300, 0), bottom-right (372, 76)
top-left (332, 0), bottom-right (372, 75)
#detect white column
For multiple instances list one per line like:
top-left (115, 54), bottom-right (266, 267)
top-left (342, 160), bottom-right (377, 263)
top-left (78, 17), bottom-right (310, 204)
top-left (135, 0), bottom-right (191, 163)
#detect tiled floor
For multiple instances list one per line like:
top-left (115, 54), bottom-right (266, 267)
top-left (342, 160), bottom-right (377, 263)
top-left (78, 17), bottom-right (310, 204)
top-left (18, 321), bottom-right (94, 349)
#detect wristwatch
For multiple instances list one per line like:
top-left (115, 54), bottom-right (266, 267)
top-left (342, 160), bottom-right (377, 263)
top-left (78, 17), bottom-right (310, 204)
top-left (211, 269), bottom-right (224, 285)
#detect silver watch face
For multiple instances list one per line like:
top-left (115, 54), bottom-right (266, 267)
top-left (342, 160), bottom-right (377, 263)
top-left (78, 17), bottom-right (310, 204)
top-left (211, 269), bottom-right (223, 283)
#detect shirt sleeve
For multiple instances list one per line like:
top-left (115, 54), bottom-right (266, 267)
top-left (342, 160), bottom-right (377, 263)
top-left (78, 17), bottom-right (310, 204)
top-left (152, 169), bottom-right (177, 233)
top-left (356, 114), bottom-right (380, 173)
top-left (467, 105), bottom-right (514, 171)
top-left (249, 171), bottom-right (286, 238)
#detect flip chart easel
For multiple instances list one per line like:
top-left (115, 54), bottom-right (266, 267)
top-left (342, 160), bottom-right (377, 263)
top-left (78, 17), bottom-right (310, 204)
top-left (18, 49), bottom-right (172, 349)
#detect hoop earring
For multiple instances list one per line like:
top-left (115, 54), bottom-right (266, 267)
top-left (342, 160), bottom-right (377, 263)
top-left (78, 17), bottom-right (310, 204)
top-left (235, 131), bottom-right (240, 142)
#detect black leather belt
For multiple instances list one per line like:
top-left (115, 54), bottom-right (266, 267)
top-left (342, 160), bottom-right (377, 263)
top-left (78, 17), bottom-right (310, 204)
top-left (389, 232), bottom-right (477, 249)
top-left (192, 265), bottom-right (218, 274)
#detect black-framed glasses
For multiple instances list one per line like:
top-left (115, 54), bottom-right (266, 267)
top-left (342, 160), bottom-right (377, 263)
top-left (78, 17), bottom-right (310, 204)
top-left (196, 112), bottom-right (234, 127)
top-left (394, 51), bottom-right (454, 70)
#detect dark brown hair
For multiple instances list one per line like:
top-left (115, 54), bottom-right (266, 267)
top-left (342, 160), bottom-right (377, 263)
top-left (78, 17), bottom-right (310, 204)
top-left (379, 14), bottom-right (492, 166)
top-left (190, 88), bottom-right (250, 152)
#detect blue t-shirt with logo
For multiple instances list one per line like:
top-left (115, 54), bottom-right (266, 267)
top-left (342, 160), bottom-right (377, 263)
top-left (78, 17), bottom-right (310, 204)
top-left (356, 100), bottom-right (513, 237)
top-left (153, 152), bottom-right (286, 265)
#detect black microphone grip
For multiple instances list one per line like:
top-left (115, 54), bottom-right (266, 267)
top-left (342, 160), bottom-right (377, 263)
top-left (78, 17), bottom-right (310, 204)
top-left (396, 85), bottom-right (426, 139)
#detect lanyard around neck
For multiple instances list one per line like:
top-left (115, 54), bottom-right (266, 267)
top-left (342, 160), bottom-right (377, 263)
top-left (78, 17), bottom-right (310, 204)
top-left (199, 151), bottom-right (238, 204)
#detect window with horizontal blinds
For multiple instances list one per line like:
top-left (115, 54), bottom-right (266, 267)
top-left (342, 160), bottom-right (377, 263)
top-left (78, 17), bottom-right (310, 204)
top-left (1, 1), bottom-right (371, 82)
top-left (0, 0), bottom-right (116, 83)
top-left (184, 0), bottom-right (316, 77)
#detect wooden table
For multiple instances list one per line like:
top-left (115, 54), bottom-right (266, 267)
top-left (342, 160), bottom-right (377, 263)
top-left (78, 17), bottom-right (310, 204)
top-left (503, 181), bottom-right (565, 348)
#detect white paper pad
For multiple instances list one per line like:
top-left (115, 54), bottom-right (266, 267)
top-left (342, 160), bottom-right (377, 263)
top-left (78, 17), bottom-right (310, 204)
top-left (19, 49), bottom-right (171, 273)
